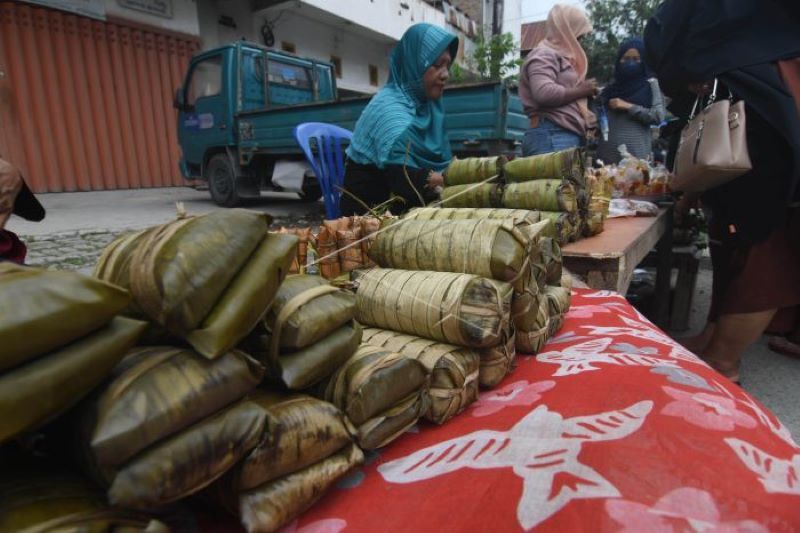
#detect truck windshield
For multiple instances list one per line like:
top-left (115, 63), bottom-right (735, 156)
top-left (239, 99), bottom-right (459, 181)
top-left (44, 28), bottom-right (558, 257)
top-left (187, 56), bottom-right (222, 105)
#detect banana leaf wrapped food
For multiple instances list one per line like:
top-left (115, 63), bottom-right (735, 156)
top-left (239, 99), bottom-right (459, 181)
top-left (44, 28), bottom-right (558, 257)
top-left (81, 346), bottom-right (264, 470)
top-left (240, 322), bottom-right (362, 390)
top-left (444, 156), bottom-right (507, 185)
top-left (502, 179), bottom-right (578, 213)
top-left (131, 209), bottom-right (269, 333)
top-left (368, 219), bottom-right (532, 291)
top-left (184, 231), bottom-right (298, 359)
top-left (93, 228), bottom-right (156, 317)
top-left (440, 183), bottom-right (503, 208)
top-left (316, 225), bottom-right (342, 280)
top-left (360, 216), bottom-right (382, 268)
top-left (515, 297), bottom-right (551, 354)
top-left (504, 147), bottom-right (586, 184)
top-left (1, 263), bottom-right (131, 372)
top-left (319, 344), bottom-right (429, 449)
top-left (477, 329), bottom-right (516, 388)
top-left (0, 316), bottom-right (146, 444)
top-left (229, 443), bottom-right (364, 533)
top-left (277, 227), bottom-right (312, 274)
top-left (265, 275), bottom-right (356, 350)
top-left (216, 392), bottom-right (355, 493)
top-left (544, 285), bottom-right (572, 336)
top-left (584, 211), bottom-right (606, 237)
top-left (405, 206), bottom-right (542, 226)
top-left (120, 209), bottom-right (297, 358)
top-left (362, 328), bottom-right (480, 424)
top-left (0, 470), bottom-right (167, 533)
top-left (107, 398), bottom-right (266, 509)
top-left (355, 268), bottom-right (512, 349)
top-left (539, 211), bottom-right (577, 245)
top-left (540, 237), bottom-right (563, 286)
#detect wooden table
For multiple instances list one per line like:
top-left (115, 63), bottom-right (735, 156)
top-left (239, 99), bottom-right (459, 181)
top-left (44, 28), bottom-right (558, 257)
top-left (562, 208), bottom-right (673, 326)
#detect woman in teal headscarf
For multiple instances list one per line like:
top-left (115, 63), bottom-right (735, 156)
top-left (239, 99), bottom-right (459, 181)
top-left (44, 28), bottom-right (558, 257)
top-left (340, 23), bottom-right (459, 215)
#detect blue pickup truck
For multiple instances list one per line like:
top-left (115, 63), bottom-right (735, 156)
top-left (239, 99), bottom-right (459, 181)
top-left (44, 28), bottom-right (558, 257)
top-left (174, 41), bottom-right (526, 206)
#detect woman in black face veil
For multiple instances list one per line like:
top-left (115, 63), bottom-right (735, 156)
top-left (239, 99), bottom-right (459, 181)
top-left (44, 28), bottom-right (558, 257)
top-left (644, 0), bottom-right (800, 384)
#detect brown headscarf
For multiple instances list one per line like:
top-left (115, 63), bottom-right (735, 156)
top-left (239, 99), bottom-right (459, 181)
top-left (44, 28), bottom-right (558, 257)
top-left (539, 4), bottom-right (594, 121)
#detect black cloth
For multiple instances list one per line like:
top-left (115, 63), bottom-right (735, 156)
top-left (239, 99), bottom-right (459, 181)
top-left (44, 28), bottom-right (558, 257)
top-left (644, 0), bottom-right (800, 243)
top-left (13, 179), bottom-right (45, 222)
top-left (339, 159), bottom-right (437, 216)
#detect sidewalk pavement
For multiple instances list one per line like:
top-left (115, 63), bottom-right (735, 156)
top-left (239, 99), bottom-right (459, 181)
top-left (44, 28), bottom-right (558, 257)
top-left (7, 187), bottom-right (325, 272)
top-left (8, 188), bottom-right (799, 441)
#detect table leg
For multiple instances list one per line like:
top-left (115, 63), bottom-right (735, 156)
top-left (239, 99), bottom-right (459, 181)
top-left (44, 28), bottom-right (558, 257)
top-left (653, 204), bottom-right (674, 328)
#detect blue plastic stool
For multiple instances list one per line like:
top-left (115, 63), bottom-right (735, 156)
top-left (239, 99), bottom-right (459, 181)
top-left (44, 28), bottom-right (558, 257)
top-left (293, 122), bottom-right (353, 219)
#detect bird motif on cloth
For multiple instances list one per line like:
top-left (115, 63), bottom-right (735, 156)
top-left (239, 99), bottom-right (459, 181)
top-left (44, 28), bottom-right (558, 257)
top-left (725, 438), bottom-right (800, 495)
top-left (536, 337), bottom-right (680, 376)
top-left (378, 401), bottom-right (653, 529)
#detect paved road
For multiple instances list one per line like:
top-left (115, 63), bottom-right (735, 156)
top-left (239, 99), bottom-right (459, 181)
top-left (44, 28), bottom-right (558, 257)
top-left (7, 188), bottom-right (799, 440)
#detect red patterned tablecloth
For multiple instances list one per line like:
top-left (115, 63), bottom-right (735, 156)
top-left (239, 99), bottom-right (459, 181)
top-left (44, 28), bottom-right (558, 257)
top-left (212, 289), bottom-right (800, 532)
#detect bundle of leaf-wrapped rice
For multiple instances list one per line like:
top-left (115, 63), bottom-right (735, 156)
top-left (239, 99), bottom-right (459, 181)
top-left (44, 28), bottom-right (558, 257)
top-left (369, 219), bottom-right (531, 291)
top-left (210, 392), bottom-right (363, 532)
top-left (539, 211), bottom-right (577, 244)
top-left (356, 268), bottom-right (512, 349)
top-left (504, 147), bottom-right (585, 184)
top-left (362, 328), bottom-right (480, 424)
top-left (0, 264), bottom-right (145, 444)
top-left (515, 296), bottom-right (550, 354)
top-left (277, 227), bottom-right (312, 274)
top-left (0, 469), bottom-right (167, 532)
top-left (541, 237), bottom-right (563, 286)
top-left (477, 329), bottom-right (516, 388)
top-left (105, 398), bottom-right (266, 509)
top-left (316, 225), bottom-right (341, 279)
top-left (93, 227), bottom-right (156, 317)
top-left (243, 275), bottom-right (361, 390)
top-left (544, 285), bottom-right (571, 336)
top-left (228, 444), bottom-right (363, 533)
top-left (79, 346), bottom-right (264, 474)
top-left (584, 211), bottom-right (606, 237)
top-left (319, 344), bottom-right (429, 449)
top-left (444, 156), bottom-right (507, 185)
top-left (242, 322), bottom-right (362, 391)
top-left (97, 210), bottom-right (298, 359)
top-left (502, 179), bottom-right (578, 213)
top-left (405, 206), bottom-right (542, 226)
top-left (361, 216), bottom-right (382, 268)
top-left (441, 183), bottom-right (503, 208)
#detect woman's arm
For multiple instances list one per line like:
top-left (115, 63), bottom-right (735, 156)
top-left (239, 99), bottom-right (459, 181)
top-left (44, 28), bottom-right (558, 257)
top-left (627, 80), bottom-right (667, 126)
top-left (527, 51), bottom-right (597, 107)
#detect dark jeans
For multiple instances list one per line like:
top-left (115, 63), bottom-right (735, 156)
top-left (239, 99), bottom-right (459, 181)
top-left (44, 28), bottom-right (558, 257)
top-left (522, 118), bottom-right (583, 156)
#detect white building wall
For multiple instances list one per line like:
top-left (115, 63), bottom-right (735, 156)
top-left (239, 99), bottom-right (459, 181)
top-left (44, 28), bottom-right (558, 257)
top-left (105, 0), bottom-right (201, 35)
top-left (268, 12), bottom-right (394, 95)
top-left (195, 0), bottom-right (479, 95)
top-left (502, 0), bottom-right (523, 75)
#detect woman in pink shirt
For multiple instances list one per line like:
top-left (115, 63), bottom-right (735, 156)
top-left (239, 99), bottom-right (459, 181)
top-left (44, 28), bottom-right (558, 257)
top-left (519, 5), bottom-right (599, 156)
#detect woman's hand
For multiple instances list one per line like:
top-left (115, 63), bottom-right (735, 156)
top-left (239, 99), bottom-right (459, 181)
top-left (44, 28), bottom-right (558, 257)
top-left (577, 78), bottom-right (600, 98)
top-left (426, 171), bottom-right (444, 189)
top-left (608, 98), bottom-right (634, 111)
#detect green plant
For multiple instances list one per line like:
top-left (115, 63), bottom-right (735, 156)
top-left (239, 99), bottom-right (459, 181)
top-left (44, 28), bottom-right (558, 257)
top-left (470, 33), bottom-right (523, 81)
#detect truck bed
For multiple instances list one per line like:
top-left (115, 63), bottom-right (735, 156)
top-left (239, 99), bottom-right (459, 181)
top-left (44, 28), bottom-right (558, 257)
top-left (236, 81), bottom-right (527, 157)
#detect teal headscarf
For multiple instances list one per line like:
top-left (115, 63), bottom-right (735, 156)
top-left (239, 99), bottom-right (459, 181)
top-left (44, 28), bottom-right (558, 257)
top-left (347, 23), bottom-right (459, 172)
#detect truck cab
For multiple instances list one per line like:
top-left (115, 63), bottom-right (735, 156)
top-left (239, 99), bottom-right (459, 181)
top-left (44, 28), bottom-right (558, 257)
top-left (174, 41), bottom-right (336, 206)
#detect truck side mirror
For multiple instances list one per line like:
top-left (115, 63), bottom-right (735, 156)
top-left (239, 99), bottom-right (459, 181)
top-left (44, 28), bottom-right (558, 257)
top-left (173, 88), bottom-right (187, 111)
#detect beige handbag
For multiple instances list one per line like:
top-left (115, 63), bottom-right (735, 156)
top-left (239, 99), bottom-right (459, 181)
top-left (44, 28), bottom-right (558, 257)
top-left (673, 79), bottom-right (752, 192)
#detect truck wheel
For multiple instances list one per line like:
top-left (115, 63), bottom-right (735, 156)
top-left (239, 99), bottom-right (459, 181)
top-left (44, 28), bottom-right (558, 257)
top-left (206, 154), bottom-right (240, 207)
